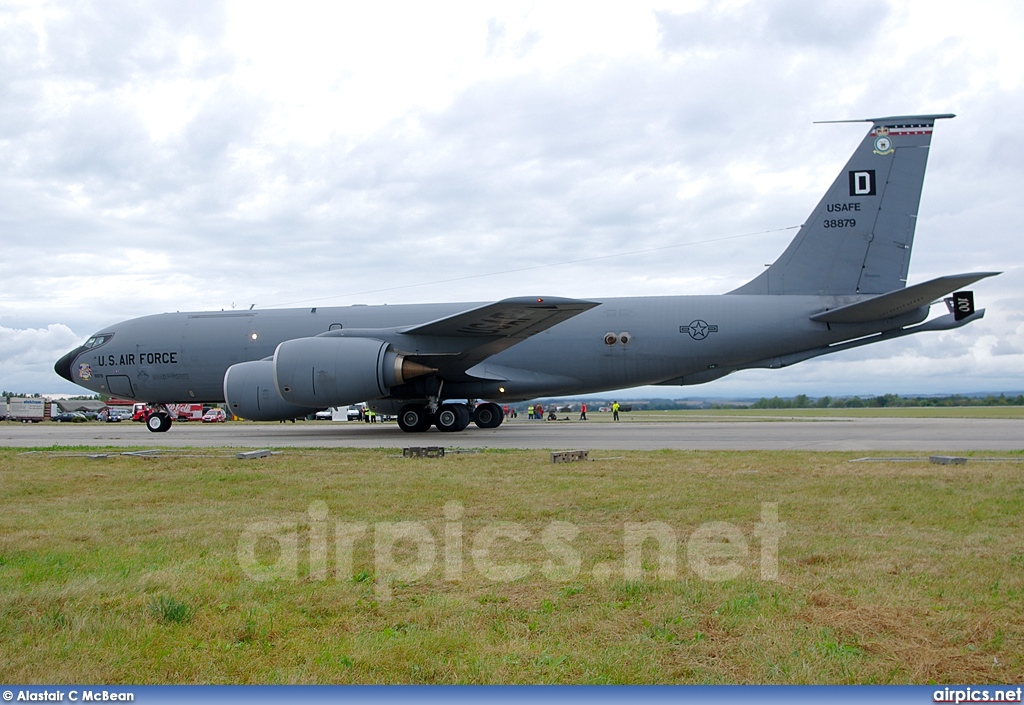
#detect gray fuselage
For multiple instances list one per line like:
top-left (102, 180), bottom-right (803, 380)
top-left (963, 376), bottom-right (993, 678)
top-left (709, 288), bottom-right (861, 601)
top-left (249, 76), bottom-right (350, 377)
top-left (62, 293), bottom-right (920, 405)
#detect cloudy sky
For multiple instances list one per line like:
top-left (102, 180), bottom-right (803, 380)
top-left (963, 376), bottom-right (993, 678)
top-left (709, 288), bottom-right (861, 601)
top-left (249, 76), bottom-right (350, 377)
top-left (2, 0), bottom-right (1021, 399)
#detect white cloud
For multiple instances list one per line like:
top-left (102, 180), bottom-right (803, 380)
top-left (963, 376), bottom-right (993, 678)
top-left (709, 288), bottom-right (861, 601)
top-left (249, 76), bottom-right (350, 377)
top-left (1, 0), bottom-right (1021, 397)
top-left (0, 324), bottom-right (82, 394)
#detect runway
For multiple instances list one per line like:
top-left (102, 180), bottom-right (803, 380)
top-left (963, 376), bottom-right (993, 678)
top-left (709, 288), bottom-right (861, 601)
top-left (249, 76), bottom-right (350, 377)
top-left (2, 416), bottom-right (1021, 451)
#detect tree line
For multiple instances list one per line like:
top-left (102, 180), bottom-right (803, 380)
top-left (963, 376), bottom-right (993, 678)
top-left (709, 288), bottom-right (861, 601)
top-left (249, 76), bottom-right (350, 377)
top-left (748, 393), bottom-right (1024, 409)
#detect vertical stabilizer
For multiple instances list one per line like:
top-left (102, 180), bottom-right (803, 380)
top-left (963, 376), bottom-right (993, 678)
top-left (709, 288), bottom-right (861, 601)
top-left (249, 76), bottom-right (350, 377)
top-left (731, 114), bottom-right (954, 296)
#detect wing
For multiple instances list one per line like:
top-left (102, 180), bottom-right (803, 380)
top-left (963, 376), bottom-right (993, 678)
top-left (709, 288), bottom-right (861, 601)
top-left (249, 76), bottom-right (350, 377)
top-left (809, 272), bottom-right (1000, 324)
top-left (396, 296), bottom-right (599, 376)
top-left (403, 296), bottom-right (597, 337)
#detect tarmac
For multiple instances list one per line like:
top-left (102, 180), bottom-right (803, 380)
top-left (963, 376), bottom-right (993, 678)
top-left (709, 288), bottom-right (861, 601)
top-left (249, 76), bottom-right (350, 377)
top-left (2, 416), bottom-right (1021, 451)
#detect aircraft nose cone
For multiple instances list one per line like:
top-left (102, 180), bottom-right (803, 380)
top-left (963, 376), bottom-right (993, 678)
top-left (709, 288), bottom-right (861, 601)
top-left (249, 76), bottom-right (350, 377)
top-left (54, 346), bottom-right (85, 383)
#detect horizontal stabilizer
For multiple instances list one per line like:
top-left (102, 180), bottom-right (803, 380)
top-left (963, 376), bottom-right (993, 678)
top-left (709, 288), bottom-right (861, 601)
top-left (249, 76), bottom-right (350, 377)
top-left (810, 272), bottom-right (1000, 324)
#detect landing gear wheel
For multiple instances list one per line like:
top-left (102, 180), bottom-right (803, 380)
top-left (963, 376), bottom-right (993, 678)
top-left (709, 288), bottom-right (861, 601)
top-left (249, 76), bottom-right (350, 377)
top-left (473, 402), bottom-right (504, 429)
top-left (146, 412), bottom-right (172, 433)
top-left (454, 404), bottom-right (471, 431)
top-left (435, 403), bottom-right (471, 432)
top-left (397, 404), bottom-right (433, 433)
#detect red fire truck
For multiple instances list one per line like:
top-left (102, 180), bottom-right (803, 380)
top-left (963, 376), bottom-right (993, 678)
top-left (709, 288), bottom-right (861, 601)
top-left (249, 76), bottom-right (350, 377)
top-left (133, 403), bottom-right (204, 422)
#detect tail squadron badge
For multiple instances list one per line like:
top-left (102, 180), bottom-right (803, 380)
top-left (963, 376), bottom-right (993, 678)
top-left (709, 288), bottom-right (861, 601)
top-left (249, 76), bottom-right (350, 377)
top-left (873, 126), bottom-right (893, 155)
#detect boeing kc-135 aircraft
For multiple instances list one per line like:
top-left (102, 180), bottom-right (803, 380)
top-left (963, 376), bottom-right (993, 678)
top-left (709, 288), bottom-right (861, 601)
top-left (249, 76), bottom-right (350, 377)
top-left (56, 114), bottom-right (998, 433)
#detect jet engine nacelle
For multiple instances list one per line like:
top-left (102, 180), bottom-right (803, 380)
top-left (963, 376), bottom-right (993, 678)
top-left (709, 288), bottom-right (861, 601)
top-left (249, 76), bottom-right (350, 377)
top-left (223, 359), bottom-right (316, 421)
top-left (273, 336), bottom-right (434, 409)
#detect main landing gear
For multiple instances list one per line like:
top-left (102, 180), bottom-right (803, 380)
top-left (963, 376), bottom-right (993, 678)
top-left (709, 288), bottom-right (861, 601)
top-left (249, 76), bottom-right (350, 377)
top-left (397, 401), bottom-right (504, 433)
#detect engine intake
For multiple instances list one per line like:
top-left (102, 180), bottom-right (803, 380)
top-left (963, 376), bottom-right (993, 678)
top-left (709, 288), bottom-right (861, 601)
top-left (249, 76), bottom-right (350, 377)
top-left (223, 359), bottom-right (316, 421)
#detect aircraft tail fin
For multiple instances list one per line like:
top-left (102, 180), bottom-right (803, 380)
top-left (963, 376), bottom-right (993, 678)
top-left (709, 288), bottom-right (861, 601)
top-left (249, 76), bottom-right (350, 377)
top-left (730, 114), bottom-right (955, 296)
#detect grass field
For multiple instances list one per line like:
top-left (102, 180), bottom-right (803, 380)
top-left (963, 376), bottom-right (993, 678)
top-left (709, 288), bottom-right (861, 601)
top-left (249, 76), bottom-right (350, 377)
top-left (2, 447), bottom-right (1022, 683)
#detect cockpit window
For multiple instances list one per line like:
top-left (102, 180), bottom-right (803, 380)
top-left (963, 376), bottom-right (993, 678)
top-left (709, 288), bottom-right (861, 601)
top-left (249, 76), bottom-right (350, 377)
top-left (83, 334), bottom-right (113, 349)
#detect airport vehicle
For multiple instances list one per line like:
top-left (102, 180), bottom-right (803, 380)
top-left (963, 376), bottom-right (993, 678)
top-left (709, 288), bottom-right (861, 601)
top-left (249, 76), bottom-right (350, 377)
top-left (8, 397), bottom-right (46, 423)
top-left (168, 403), bottom-right (204, 421)
top-left (131, 401), bottom-right (203, 425)
top-left (315, 406), bottom-right (365, 421)
top-left (55, 114), bottom-right (998, 434)
top-left (202, 408), bottom-right (227, 423)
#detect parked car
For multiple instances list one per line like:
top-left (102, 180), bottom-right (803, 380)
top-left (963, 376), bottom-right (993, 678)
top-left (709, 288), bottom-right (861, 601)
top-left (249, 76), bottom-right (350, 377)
top-left (52, 412), bottom-right (88, 423)
top-left (100, 408), bottom-right (131, 422)
top-left (111, 408), bottom-right (132, 420)
top-left (202, 408), bottom-right (226, 423)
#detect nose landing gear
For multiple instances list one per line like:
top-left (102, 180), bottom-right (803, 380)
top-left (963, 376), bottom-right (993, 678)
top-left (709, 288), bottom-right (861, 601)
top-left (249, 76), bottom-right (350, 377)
top-left (143, 407), bottom-right (172, 433)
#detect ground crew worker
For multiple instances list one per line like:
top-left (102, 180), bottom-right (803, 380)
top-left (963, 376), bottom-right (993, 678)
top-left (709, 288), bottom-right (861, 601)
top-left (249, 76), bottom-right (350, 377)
top-left (612, 401), bottom-right (620, 421)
